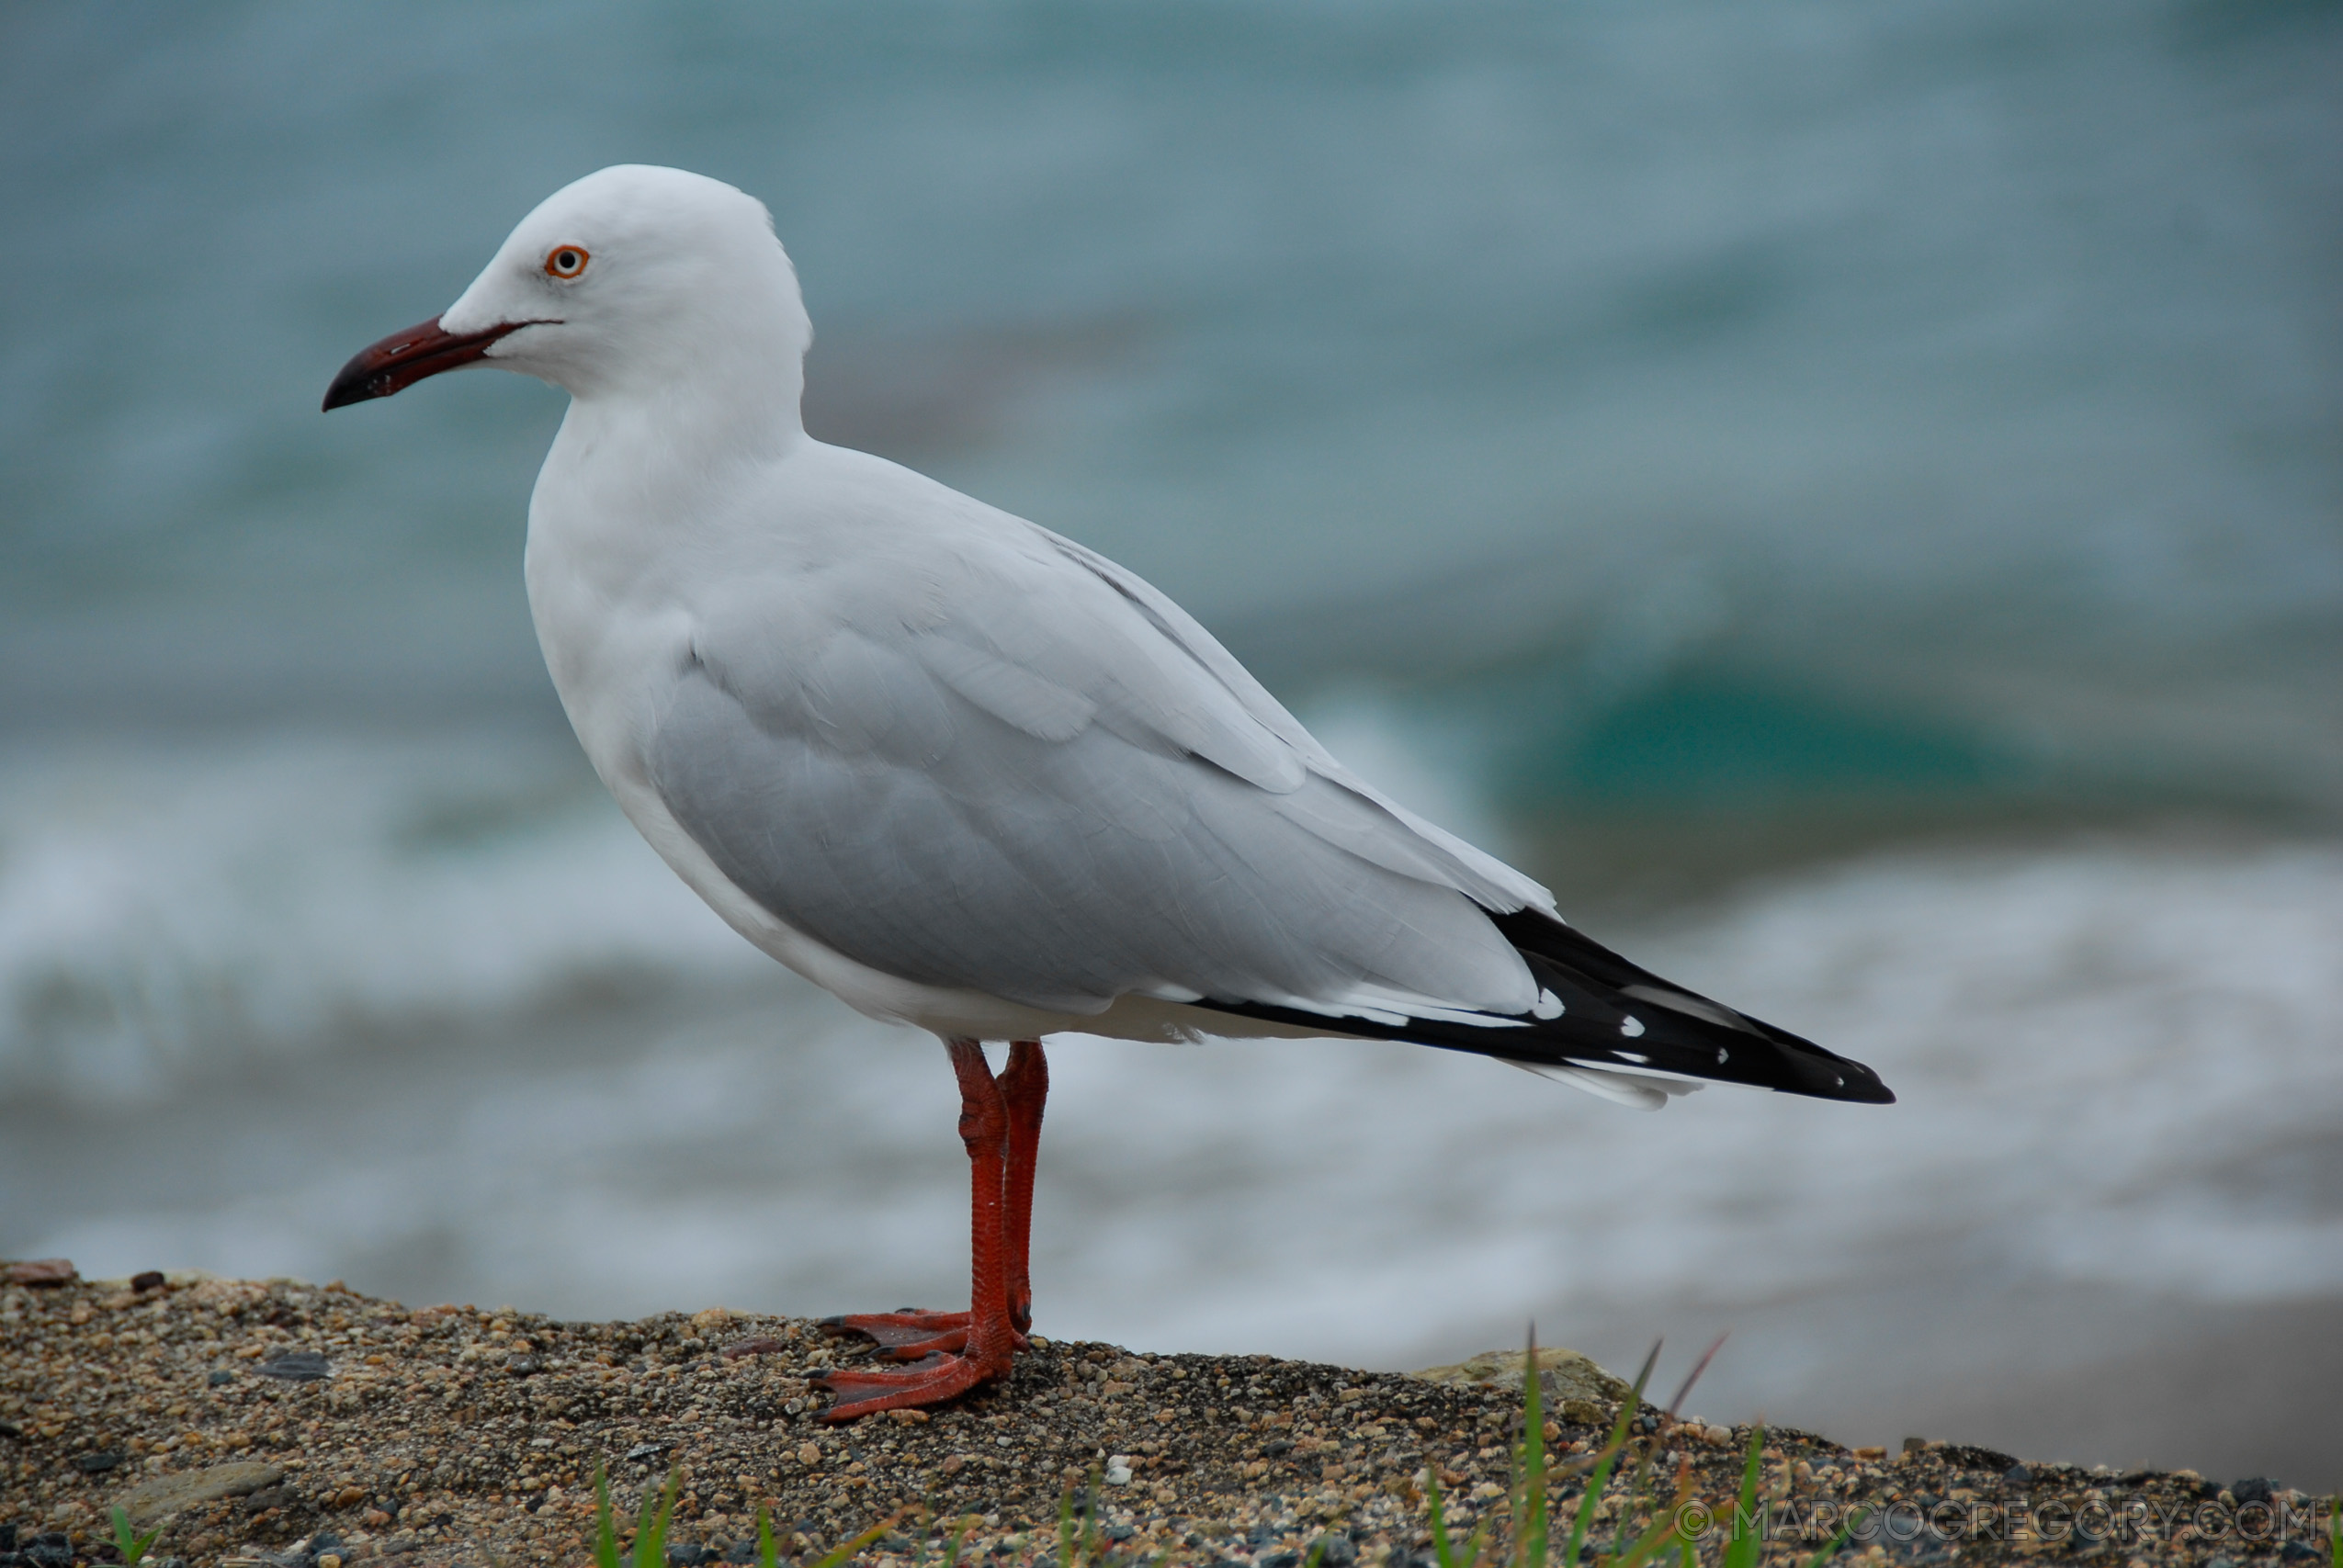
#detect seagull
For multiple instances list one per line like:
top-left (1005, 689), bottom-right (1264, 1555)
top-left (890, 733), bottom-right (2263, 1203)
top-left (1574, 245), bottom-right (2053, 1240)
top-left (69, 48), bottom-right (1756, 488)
top-left (324, 164), bottom-right (1893, 1421)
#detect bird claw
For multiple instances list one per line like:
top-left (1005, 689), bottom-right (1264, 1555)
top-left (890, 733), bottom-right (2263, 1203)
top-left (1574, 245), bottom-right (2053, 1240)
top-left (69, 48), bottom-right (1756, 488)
top-left (811, 1348), bottom-right (1007, 1421)
top-left (820, 1309), bottom-right (974, 1359)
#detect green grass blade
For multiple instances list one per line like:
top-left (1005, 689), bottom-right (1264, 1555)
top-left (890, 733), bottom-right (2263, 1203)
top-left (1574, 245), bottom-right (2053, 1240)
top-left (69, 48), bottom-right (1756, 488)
top-left (1564, 1341), bottom-right (1658, 1566)
top-left (1428, 1467), bottom-right (1456, 1568)
top-left (1521, 1325), bottom-right (1548, 1568)
top-left (1562, 1438), bottom-right (1621, 1565)
top-left (631, 1466), bottom-right (681, 1568)
top-left (632, 1475), bottom-right (658, 1568)
top-left (1615, 1454), bottom-right (1708, 1568)
top-left (756, 1505), bottom-right (780, 1568)
top-left (1605, 1343), bottom-right (1677, 1561)
top-left (1608, 1451), bottom-right (1652, 1557)
top-left (1721, 1426), bottom-right (1767, 1568)
top-left (593, 1464), bottom-right (623, 1568)
top-left (1059, 1479), bottom-right (1081, 1567)
top-left (1613, 1507), bottom-right (1696, 1568)
top-left (941, 1512), bottom-right (974, 1568)
top-left (809, 1514), bottom-right (901, 1568)
top-left (109, 1506), bottom-right (161, 1568)
top-left (1608, 1427), bottom-right (1668, 1559)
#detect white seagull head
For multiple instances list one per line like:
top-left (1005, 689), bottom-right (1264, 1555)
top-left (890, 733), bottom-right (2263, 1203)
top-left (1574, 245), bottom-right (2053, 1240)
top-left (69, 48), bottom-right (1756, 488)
top-left (323, 164), bottom-right (812, 416)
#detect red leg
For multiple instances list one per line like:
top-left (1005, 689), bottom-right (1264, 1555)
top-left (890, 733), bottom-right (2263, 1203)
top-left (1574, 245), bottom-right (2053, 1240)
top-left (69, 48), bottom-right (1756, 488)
top-left (820, 1041), bottom-right (1049, 1360)
top-left (811, 1038), bottom-right (1031, 1421)
top-left (997, 1040), bottom-right (1047, 1333)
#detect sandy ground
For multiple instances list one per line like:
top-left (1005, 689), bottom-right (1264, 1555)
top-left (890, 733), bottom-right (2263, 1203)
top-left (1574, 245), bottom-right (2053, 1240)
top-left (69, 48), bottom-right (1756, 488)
top-left (4, 1267), bottom-right (2334, 1567)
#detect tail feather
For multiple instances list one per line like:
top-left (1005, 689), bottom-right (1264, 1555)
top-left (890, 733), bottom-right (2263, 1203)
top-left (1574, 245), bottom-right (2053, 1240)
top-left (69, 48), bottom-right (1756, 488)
top-left (1195, 907), bottom-right (1896, 1106)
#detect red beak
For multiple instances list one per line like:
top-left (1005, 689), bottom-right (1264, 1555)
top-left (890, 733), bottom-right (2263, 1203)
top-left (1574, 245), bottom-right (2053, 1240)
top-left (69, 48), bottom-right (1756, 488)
top-left (321, 316), bottom-right (538, 411)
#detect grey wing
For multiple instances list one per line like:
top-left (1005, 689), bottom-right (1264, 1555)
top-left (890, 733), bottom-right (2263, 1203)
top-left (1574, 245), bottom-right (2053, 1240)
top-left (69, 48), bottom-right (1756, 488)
top-left (1030, 525), bottom-right (1555, 916)
top-left (647, 525), bottom-right (1544, 1018)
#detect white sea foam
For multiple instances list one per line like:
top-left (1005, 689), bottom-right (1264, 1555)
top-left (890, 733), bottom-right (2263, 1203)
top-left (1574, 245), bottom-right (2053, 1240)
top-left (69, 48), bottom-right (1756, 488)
top-left (0, 733), bottom-right (762, 1103)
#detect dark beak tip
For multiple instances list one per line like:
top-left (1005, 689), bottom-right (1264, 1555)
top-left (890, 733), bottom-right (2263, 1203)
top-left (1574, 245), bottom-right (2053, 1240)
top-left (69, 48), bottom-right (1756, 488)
top-left (320, 314), bottom-right (526, 414)
top-left (320, 375), bottom-right (371, 413)
top-left (320, 360), bottom-right (392, 412)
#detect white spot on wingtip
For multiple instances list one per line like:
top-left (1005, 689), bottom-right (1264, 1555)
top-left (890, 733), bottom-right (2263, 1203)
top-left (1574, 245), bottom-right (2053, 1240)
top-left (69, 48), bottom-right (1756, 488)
top-left (1620, 1015), bottom-right (1645, 1038)
top-left (1617, 1050), bottom-right (1648, 1065)
top-left (1532, 988), bottom-right (1565, 1020)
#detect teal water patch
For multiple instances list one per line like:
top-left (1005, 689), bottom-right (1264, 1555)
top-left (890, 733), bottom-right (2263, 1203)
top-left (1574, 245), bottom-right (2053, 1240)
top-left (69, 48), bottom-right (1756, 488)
top-left (1500, 674), bottom-right (2023, 809)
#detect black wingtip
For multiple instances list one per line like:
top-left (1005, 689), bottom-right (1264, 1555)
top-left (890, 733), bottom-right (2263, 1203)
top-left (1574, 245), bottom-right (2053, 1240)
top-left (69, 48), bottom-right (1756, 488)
top-left (1194, 907), bottom-right (1897, 1106)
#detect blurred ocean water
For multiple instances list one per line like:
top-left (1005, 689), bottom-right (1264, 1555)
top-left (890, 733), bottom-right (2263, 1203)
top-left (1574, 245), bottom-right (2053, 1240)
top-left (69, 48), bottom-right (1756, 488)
top-left (3, 0), bottom-right (2339, 1482)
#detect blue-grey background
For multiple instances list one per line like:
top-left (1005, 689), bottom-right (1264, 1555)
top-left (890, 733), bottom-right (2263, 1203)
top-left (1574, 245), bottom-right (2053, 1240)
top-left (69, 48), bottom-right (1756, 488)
top-left (4, 1), bottom-right (2338, 1486)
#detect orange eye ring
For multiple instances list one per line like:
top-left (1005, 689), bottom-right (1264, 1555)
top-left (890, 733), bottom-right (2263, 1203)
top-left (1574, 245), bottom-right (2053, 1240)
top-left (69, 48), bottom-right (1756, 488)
top-left (544, 245), bottom-right (590, 279)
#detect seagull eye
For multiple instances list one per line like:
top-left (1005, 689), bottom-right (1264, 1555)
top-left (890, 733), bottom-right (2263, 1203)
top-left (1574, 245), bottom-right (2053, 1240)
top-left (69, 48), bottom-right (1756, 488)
top-left (544, 245), bottom-right (589, 279)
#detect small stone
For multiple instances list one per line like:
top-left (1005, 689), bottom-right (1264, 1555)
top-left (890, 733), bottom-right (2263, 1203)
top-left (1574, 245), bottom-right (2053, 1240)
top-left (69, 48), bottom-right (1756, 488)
top-left (2004, 1464), bottom-right (2033, 1488)
top-left (130, 1270), bottom-right (166, 1292)
top-left (1104, 1456), bottom-right (1134, 1485)
top-left (207, 1370), bottom-right (236, 1386)
top-left (1, 1258), bottom-right (76, 1287)
top-left (2233, 1477), bottom-right (2276, 1506)
top-left (255, 1350), bottom-right (331, 1382)
top-left (112, 1461), bottom-right (286, 1527)
top-left (722, 1335), bottom-right (792, 1359)
top-left (74, 1450), bottom-right (124, 1473)
top-left (1406, 1347), bottom-right (1630, 1417)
